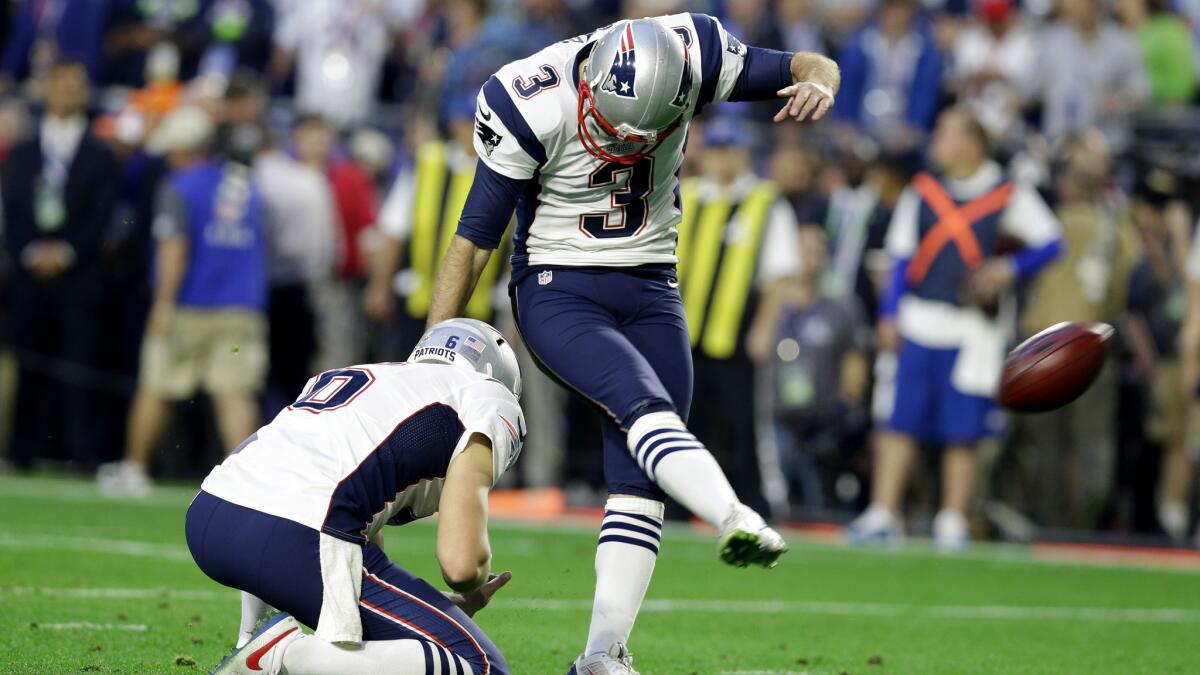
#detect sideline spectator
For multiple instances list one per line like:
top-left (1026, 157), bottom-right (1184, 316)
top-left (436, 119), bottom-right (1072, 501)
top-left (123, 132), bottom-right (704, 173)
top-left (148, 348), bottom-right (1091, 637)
top-left (1029, 0), bottom-right (1149, 149)
top-left (104, 0), bottom-right (211, 87)
top-left (365, 100), bottom-right (508, 360)
top-left (675, 117), bottom-right (802, 516)
top-left (1124, 170), bottom-right (1196, 540)
top-left (255, 117), bottom-right (337, 416)
top-left (946, 0), bottom-right (1036, 149)
top-left (270, 0), bottom-right (418, 129)
top-left (98, 106), bottom-right (267, 496)
top-left (295, 115), bottom-right (379, 372)
top-left (845, 108), bottom-right (1062, 550)
top-left (1114, 0), bottom-right (1197, 107)
top-left (2, 61), bottom-right (119, 469)
top-left (833, 0), bottom-right (944, 152)
top-left (821, 152), bottom-right (912, 320)
top-left (1176, 215), bottom-right (1200, 546)
top-left (764, 226), bottom-right (872, 511)
top-left (777, 0), bottom-right (828, 55)
top-left (1, 0), bottom-right (111, 86)
top-left (1013, 130), bottom-right (1140, 529)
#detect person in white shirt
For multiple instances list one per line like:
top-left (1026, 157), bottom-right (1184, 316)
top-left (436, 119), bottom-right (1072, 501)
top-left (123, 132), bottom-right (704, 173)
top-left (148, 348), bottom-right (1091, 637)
top-left (947, 0), bottom-right (1037, 149)
top-left (845, 107), bottom-right (1062, 551)
top-left (188, 319), bottom-right (523, 675)
top-left (270, 0), bottom-right (419, 129)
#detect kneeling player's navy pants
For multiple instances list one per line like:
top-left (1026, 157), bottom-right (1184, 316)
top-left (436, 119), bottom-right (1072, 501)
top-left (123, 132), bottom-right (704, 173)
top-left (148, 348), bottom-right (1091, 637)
top-left (511, 265), bottom-right (692, 499)
top-left (185, 490), bottom-right (507, 675)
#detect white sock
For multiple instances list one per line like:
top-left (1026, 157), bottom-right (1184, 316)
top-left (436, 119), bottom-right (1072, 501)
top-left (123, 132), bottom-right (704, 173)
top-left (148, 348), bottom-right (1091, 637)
top-left (1159, 501), bottom-right (1189, 540)
top-left (627, 411), bottom-right (740, 528)
top-left (279, 634), bottom-right (471, 675)
top-left (237, 593), bottom-right (271, 648)
top-left (584, 497), bottom-right (663, 655)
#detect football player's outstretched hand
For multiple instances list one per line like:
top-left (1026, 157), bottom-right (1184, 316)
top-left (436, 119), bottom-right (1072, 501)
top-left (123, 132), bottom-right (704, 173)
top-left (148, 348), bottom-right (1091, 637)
top-left (773, 82), bottom-right (834, 123)
top-left (446, 571), bottom-right (513, 617)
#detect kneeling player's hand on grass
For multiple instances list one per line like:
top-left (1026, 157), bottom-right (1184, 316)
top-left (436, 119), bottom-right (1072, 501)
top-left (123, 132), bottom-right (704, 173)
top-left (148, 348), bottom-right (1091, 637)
top-left (445, 571), bottom-right (512, 617)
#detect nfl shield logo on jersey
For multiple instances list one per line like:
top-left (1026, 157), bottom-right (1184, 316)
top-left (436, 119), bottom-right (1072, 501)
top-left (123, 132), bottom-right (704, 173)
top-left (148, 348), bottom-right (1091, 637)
top-left (603, 23), bottom-right (638, 98)
top-left (538, 270), bottom-right (553, 286)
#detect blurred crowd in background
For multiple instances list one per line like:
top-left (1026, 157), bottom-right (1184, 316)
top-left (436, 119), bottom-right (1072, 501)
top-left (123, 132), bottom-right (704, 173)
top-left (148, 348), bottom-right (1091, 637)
top-left (1, 0), bottom-right (1200, 546)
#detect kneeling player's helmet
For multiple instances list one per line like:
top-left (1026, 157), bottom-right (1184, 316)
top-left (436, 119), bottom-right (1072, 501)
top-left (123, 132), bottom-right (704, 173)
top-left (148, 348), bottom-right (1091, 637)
top-left (410, 319), bottom-right (522, 398)
top-left (578, 19), bottom-right (693, 164)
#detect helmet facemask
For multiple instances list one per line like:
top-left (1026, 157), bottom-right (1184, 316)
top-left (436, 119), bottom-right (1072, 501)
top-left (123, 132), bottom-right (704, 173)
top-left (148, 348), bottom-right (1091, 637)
top-left (577, 78), bottom-right (682, 165)
top-left (575, 19), bottom-right (690, 165)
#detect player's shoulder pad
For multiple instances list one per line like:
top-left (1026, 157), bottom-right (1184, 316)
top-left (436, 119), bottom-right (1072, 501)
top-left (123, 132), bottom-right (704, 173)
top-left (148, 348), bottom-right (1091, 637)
top-left (652, 13), bottom-right (742, 109)
top-left (481, 44), bottom-right (576, 163)
top-left (459, 376), bottom-right (525, 480)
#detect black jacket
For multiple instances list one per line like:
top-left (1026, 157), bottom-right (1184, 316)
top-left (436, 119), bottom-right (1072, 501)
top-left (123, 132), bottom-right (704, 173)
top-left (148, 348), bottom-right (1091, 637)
top-left (1, 130), bottom-right (119, 268)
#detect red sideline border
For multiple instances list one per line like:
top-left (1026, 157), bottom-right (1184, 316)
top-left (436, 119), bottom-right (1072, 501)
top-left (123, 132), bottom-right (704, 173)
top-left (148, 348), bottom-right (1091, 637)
top-left (490, 489), bottom-right (1200, 571)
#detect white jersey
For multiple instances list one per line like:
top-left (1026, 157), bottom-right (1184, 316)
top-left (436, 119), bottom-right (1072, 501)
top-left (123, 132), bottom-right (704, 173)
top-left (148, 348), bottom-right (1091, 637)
top-left (474, 13), bottom-right (749, 270)
top-left (201, 362), bottom-right (524, 544)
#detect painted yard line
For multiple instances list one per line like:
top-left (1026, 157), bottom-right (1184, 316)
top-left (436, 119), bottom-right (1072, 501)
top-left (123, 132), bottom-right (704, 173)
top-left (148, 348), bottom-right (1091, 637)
top-left (31, 622), bottom-right (148, 632)
top-left (496, 598), bottom-right (1200, 624)
top-left (0, 532), bottom-right (193, 562)
top-left (7, 585), bottom-right (1200, 624)
top-left (2, 586), bottom-right (230, 600)
top-left (2, 476), bottom-right (1197, 575)
top-left (0, 477), bottom-right (196, 509)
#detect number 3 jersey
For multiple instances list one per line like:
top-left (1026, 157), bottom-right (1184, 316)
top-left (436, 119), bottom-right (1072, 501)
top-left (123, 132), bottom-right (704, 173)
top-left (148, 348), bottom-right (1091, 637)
top-left (474, 13), bottom-right (749, 270)
top-left (200, 363), bottom-right (524, 545)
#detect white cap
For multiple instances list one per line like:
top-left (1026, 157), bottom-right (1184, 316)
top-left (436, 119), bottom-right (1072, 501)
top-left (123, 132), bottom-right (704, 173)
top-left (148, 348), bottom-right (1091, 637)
top-left (146, 105), bottom-right (215, 155)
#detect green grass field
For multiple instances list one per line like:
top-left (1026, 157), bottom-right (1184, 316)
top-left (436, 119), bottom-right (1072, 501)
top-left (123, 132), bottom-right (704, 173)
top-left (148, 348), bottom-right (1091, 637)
top-left (1, 475), bottom-right (1198, 674)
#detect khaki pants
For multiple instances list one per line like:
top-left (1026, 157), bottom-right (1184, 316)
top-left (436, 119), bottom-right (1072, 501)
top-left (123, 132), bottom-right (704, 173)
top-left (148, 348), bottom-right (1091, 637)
top-left (139, 308), bottom-right (268, 400)
top-left (1012, 361), bottom-right (1117, 529)
top-left (1146, 358), bottom-right (1200, 448)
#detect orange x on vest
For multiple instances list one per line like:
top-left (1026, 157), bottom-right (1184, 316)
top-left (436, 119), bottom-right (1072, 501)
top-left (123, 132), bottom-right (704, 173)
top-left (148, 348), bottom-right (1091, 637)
top-left (906, 172), bottom-right (1014, 286)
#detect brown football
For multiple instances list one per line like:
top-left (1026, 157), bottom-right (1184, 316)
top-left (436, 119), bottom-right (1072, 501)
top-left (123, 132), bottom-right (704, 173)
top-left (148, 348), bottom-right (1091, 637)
top-left (998, 322), bottom-right (1113, 413)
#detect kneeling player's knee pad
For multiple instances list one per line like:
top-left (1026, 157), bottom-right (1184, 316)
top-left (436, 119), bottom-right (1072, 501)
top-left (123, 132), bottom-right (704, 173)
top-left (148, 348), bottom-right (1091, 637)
top-left (626, 411), bottom-right (706, 480)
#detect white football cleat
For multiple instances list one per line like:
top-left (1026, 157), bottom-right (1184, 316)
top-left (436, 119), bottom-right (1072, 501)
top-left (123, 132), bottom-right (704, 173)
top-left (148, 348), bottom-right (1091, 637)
top-left (211, 614), bottom-right (302, 675)
top-left (844, 505), bottom-right (903, 546)
top-left (933, 509), bottom-right (969, 553)
top-left (717, 503), bottom-right (787, 569)
top-left (97, 461), bottom-right (152, 498)
top-left (567, 643), bottom-right (639, 675)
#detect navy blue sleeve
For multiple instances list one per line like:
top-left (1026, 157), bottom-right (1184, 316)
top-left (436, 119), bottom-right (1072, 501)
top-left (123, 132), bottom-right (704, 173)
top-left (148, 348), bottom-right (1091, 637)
top-left (690, 13), bottom-right (725, 109)
top-left (1011, 239), bottom-right (1063, 281)
top-left (455, 162), bottom-right (528, 250)
top-left (880, 257), bottom-right (910, 319)
top-left (728, 47), bottom-right (794, 102)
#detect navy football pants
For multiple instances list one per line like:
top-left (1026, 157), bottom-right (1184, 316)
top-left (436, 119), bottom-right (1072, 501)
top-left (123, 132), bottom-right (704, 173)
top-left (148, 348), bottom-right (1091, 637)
top-left (511, 265), bottom-right (692, 499)
top-left (185, 491), bottom-right (507, 675)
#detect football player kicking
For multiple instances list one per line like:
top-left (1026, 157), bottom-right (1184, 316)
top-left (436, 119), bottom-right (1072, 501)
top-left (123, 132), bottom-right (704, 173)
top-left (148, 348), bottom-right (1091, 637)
top-left (185, 319), bottom-right (524, 675)
top-left (427, 13), bottom-right (840, 674)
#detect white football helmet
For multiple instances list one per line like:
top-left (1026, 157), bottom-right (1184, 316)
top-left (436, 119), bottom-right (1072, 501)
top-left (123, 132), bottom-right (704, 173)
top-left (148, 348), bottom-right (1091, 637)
top-left (410, 319), bottom-right (522, 398)
top-left (577, 19), bottom-right (693, 164)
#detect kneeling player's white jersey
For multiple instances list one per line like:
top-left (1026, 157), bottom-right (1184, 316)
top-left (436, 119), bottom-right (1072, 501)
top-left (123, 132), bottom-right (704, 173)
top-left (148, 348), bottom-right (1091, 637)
top-left (200, 363), bottom-right (524, 544)
top-left (475, 13), bottom-right (748, 269)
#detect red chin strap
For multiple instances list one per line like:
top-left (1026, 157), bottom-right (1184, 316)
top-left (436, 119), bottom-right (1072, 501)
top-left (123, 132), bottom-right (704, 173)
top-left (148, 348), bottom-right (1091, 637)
top-left (577, 79), bottom-right (681, 165)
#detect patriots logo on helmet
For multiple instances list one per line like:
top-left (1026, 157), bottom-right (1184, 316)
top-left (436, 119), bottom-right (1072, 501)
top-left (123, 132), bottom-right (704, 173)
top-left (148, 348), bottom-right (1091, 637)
top-left (670, 33), bottom-right (694, 108)
top-left (475, 120), bottom-right (503, 157)
top-left (603, 23), bottom-right (638, 99)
